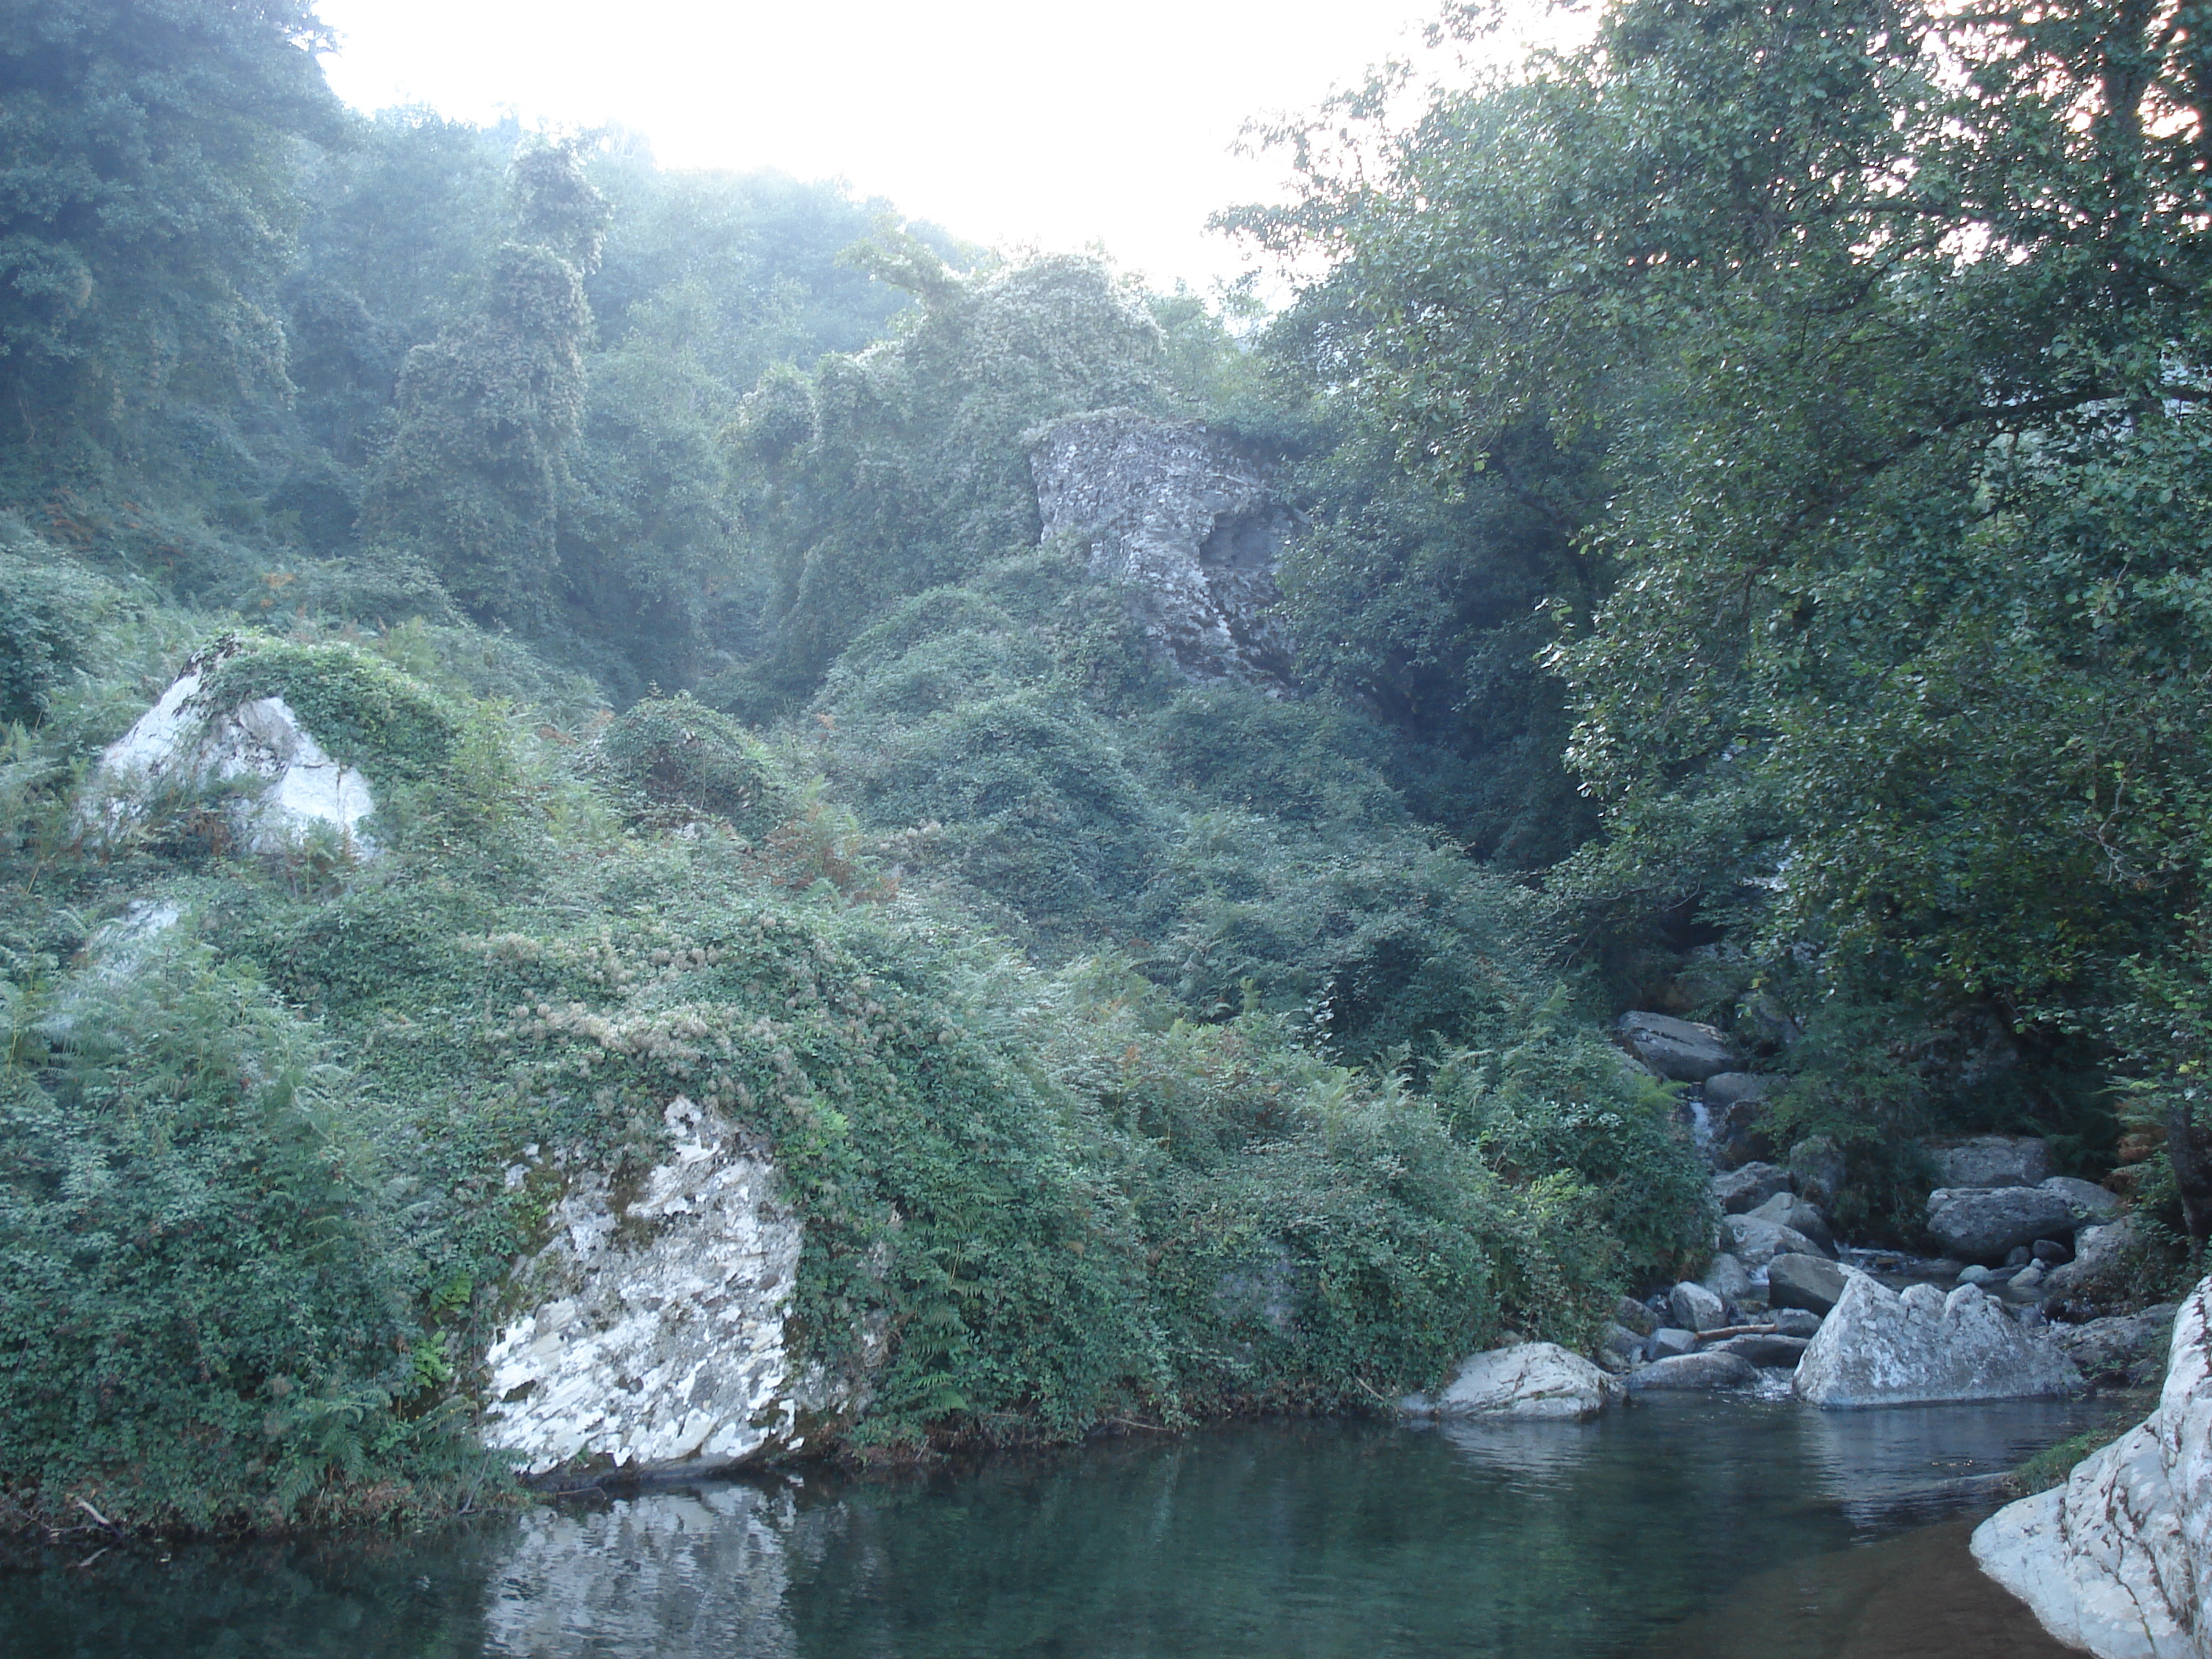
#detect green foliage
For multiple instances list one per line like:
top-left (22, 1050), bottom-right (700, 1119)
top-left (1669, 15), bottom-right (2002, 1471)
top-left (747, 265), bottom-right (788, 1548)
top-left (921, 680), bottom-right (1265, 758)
top-left (0, 522), bottom-right (119, 725)
top-left (595, 695), bottom-right (789, 836)
top-left (200, 637), bottom-right (464, 785)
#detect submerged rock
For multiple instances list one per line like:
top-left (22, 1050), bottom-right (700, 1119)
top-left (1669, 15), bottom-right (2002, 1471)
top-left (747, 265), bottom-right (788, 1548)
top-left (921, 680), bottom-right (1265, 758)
top-left (1795, 1276), bottom-right (2081, 1408)
top-left (482, 1097), bottom-right (871, 1480)
top-left (1404, 1342), bottom-right (1622, 1421)
top-left (79, 640), bottom-right (380, 857)
top-left (1616, 1011), bottom-right (1738, 1082)
top-left (1973, 1275), bottom-right (2212, 1658)
top-left (1926, 1185), bottom-right (2080, 1265)
top-left (1029, 412), bottom-right (1294, 687)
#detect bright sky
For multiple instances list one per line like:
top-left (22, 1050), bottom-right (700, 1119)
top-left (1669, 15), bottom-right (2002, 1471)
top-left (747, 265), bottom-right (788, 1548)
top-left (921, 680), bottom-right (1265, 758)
top-left (315, 0), bottom-right (1530, 291)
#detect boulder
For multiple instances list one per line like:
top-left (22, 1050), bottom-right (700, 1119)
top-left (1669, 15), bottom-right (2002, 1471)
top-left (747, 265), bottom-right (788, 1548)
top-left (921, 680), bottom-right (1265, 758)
top-left (2043, 1175), bottom-right (2123, 1224)
top-left (1700, 1252), bottom-right (1757, 1309)
top-left (1668, 1279), bottom-right (1729, 1334)
top-left (1787, 1135), bottom-right (1848, 1208)
top-left (1649, 1326), bottom-right (1699, 1360)
top-left (1795, 1276), bottom-right (2082, 1408)
top-left (2045, 1217), bottom-right (2145, 1300)
top-left (2053, 1306), bottom-right (2183, 1390)
top-left (1749, 1191), bottom-right (1835, 1253)
top-left (1770, 1307), bottom-right (1826, 1339)
top-left (1972, 1275), bottom-right (2212, 1658)
top-left (1625, 1351), bottom-right (1761, 1392)
top-left (1926, 1185), bottom-right (2082, 1265)
top-left (1613, 1294), bottom-right (1659, 1338)
top-left (1722, 1212), bottom-right (1832, 1267)
top-left (1617, 1011), bottom-right (1738, 1082)
top-left (482, 1097), bottom-right (873, 1479)
top-left (1029, 412), bottom-right (1295, 686)
top-left (1712, 1162), bottom-right (1793, 1214)
top-left (1934, 1135), bottom-right (2054, 1188)
top-left (1595, 1324), bottom-right (1646, 1374)
top-left (79, 639), bottom-right (381, 858)
top-left (1767, 1253), bottom-right (1862, 1317)
top-left (1710, 1332), bottom-right (1810, 1368)
top-left (1703, 1073), bottom-right (1778, 1164)
top-left (1404, 1342), bottom-right (1623, 1421)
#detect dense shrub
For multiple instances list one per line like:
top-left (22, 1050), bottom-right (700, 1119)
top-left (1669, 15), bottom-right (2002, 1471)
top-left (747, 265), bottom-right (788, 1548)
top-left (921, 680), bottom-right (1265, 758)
top-left (0, 527), bottom-right (119, 727)
top-left (596, 694), bottom-right (789, 835)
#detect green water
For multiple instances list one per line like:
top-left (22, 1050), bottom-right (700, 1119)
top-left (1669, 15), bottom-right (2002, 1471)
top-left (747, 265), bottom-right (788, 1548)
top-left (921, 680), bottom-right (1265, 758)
top-left (0, 1394), bottom-right (2116, 1658)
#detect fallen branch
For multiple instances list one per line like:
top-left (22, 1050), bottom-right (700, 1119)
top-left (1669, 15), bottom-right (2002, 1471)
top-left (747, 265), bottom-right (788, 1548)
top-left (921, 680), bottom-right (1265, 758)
top-left (1693, 1324), bottom-right (1782, 1342)
top-left (72, 1497), bottom-right (119, 1534)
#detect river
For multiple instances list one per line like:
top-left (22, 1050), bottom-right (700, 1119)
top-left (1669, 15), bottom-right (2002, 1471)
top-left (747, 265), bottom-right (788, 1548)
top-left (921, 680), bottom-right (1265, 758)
top-left (0, 1393), bottom-right (2121, 1657)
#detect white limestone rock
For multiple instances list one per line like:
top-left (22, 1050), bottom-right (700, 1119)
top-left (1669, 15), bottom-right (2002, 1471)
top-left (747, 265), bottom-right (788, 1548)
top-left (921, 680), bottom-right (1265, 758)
top-left (80, 641), bottom-right (379, 857)
top-left (1402, 1342), bottom-right (1623, 1421)
top-left (1973, 1275), bottom-right (2212, 1659)
top-left (1029, 412), bottom-right (1294, 687)
top-left (482, 1097), bottom-right (867, 1479)
top-left (1795, 1274), bottom-right (2082, 1408)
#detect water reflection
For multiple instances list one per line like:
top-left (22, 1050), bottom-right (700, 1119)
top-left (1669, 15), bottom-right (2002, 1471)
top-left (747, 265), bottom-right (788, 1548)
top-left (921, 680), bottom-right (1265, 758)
top-left (0, 1398), bottom-right (2114, 1659)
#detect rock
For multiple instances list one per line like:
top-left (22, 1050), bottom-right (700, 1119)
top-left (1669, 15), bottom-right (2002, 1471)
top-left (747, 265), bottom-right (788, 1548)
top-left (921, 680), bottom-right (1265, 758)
top-left (1613, 1294), bottom-right (1659, 1338)
top-left (1648, 1326), bottom-right (1699, 1360)
top-left (1669, 1279), bottom-right (1729, 1334)
top-left (1722, 1212), bottom-right (1832, 1267)
top-left (1749, 1192), bottom-right (1835, 1253)
top-left (1703, 1073), bottom-right (1778, 1164)
top-left (79, 639), bottom-right (381, 858)
top-left (2012, 1262), bottom-right (2045, 1291)
top-left (482, 1097), bottom-right (870, 1479)
top-left (1625, 1351), bottom-right (1762, 1392)
top-left (2053, 1306), bottom-right (2183, 1390)
top-left (2042, 1175), bottom-right (2123, 1223)
top-left (1704, 1071), bottom-right (1771, 1111)
top-left (1934, 1135), bottom-right (2054, 1188)
top-left (1700, 1252), bottom-right (1757, 1309)
top-left (1404, 1342), bottom-right (1623, 1421)
top-left (1927, 1185), bottom-right (2082, 1265)
top-left (2006, 1244), bottom-right (2034, 1268)
top-left (1617, 1011), bottom-right (1738, 1082)
top-left (1767, 1252), bottom-right (1859, 1317)
top-left (1972, 1275), bottom-right (2212, 1658)
top-left (1960, 1264), bottom-right (1996, 1287)
top-left (1771, 1307), bottom-right (1826, 1339)
top-left (1029, 412), bottom-right (1294, 687)
top-left (2034, 1237), bottom-right (2073, 1266)
top-left (1787, 1135), bottom-right (1848, 1207)
top-left (1596, 1324), bottom-right (1647, 1374)
top-left (1794, 1276), bottom-right (2082, 1408)
top-left (1710, 1332), bottom-right (1811, 1368)
top-left (2044, 1217), bottom-right (2145, 1300)
top-left (1712, 1161), bottom-right (1793, 1214)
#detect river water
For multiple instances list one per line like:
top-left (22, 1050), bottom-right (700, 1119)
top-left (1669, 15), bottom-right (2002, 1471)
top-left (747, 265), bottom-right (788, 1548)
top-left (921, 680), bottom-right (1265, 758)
top-left (1, 1393), bottom-right (2120, 1658)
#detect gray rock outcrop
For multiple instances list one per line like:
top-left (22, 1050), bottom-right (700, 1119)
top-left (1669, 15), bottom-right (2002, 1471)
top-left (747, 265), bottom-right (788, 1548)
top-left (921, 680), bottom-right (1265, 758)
top-left (1713, 1162), bottom-right (1793, 1214)
top-left (482, 1097), bottom-right (869, 1479)
top-left (2045, 1175), bottom-right (2123, 1223)
top-left (1700, 1251), bottom-right (1756, 1309)
top-left (1403, 1342), bottom-right (1622, 1421)
top-left (1617, 1012), bottom-right (1738, 1082)
top-left (1029, 412), bottom-right (1293, 687)
top-left (2046, 1217), bottom-right (2147, 1300)
top-left (2053, 1306), bottom-right (2183, 1389)
top-left (1722, 1212), bottom-right (1832, 1266)
top-left (1973, 1275), bottom-right (2212, 1658)
top-left (1767, 1253), bottom-right (1863, 1317)
top-left (1935, 1135), bottom-right (2055, 1188)
top-left (1927, 1185), bottom-right (2081, 1264)
top-left (79, 639), bottom-right (380, 857)
top-left (1795, 1276), bottom-right (2082, 1408)
top-left (1749, 1191), bottom-right (1834, 1253)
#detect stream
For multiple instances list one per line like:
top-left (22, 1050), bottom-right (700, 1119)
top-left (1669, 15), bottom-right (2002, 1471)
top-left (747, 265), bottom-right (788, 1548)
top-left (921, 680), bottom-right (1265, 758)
top-left (0, 1393), bottom-right (2123, 1657)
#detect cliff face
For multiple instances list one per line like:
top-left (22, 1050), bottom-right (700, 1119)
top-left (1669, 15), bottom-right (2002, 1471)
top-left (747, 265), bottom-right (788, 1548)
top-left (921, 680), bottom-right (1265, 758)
top-left (1028, 412), bottom-right (1295, 688)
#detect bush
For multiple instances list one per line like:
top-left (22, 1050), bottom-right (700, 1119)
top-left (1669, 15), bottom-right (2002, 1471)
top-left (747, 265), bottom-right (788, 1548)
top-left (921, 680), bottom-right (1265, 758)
top-left (199, 636), bottom-right (464, 784)
top-left (596, 694), bottom-right (789, 835)
top-left (0, 526), bottom-right (119, 727)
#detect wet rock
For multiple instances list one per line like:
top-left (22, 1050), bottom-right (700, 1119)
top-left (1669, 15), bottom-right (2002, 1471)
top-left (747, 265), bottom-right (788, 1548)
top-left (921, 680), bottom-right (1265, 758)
top-left (1617, 1012), bottom-right (1738, 1082)
top-left (1649, 1327), bottom-right (1699, 1360)
top-left (1973, 1275), bottom-right (2212, 1658)
top-left (1711, 1332), bottom-right (1811, 1368)
top-left (1405, 1342), bottom-right (1623, 1421)
top-left (1701, 1252), bottom-right (1757, 1309)
top-left (1669, 1280), bottom-right (1729, 1334)
top-left (1787, 1136), bottom-right (1848, 1208)
top-left (2042, 1175), bottom-right (2122, 1224)
top-left (1749, 1192), bottom-right (1835, 1253)
top-left (1712, 1162), bottom-right (1793, 1214)
top-left (1723, 1212), bottom-right (1833, 1267)
top-left (1926, 1185), bottom-right (2081, 1265)
top-left (1767, 1252), bottom-right (1860, 1317)
top-left (1625, 1351), bottom-right (1762, 1392)
top-left (2043, 1217), bottom-right (2145, 1302)
top-left (482, 1097), bottom-right (871, 1479)
top-left (79, 639), bottom-right (381, 858)
top-left (1703, 1073), bottom-right (1777, 1164)
top-left (1933, 1135), bottom-right (2054, 1189)
top-left (1795, 1277), bottom-right (2082, 1408)
top-left (2053, 1306), bottom-right (2182, 1390)
top-left (1029, 412), bottom-right (1294, 686)
top-left (1960, 1264), bottom-right (1997, 1287)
